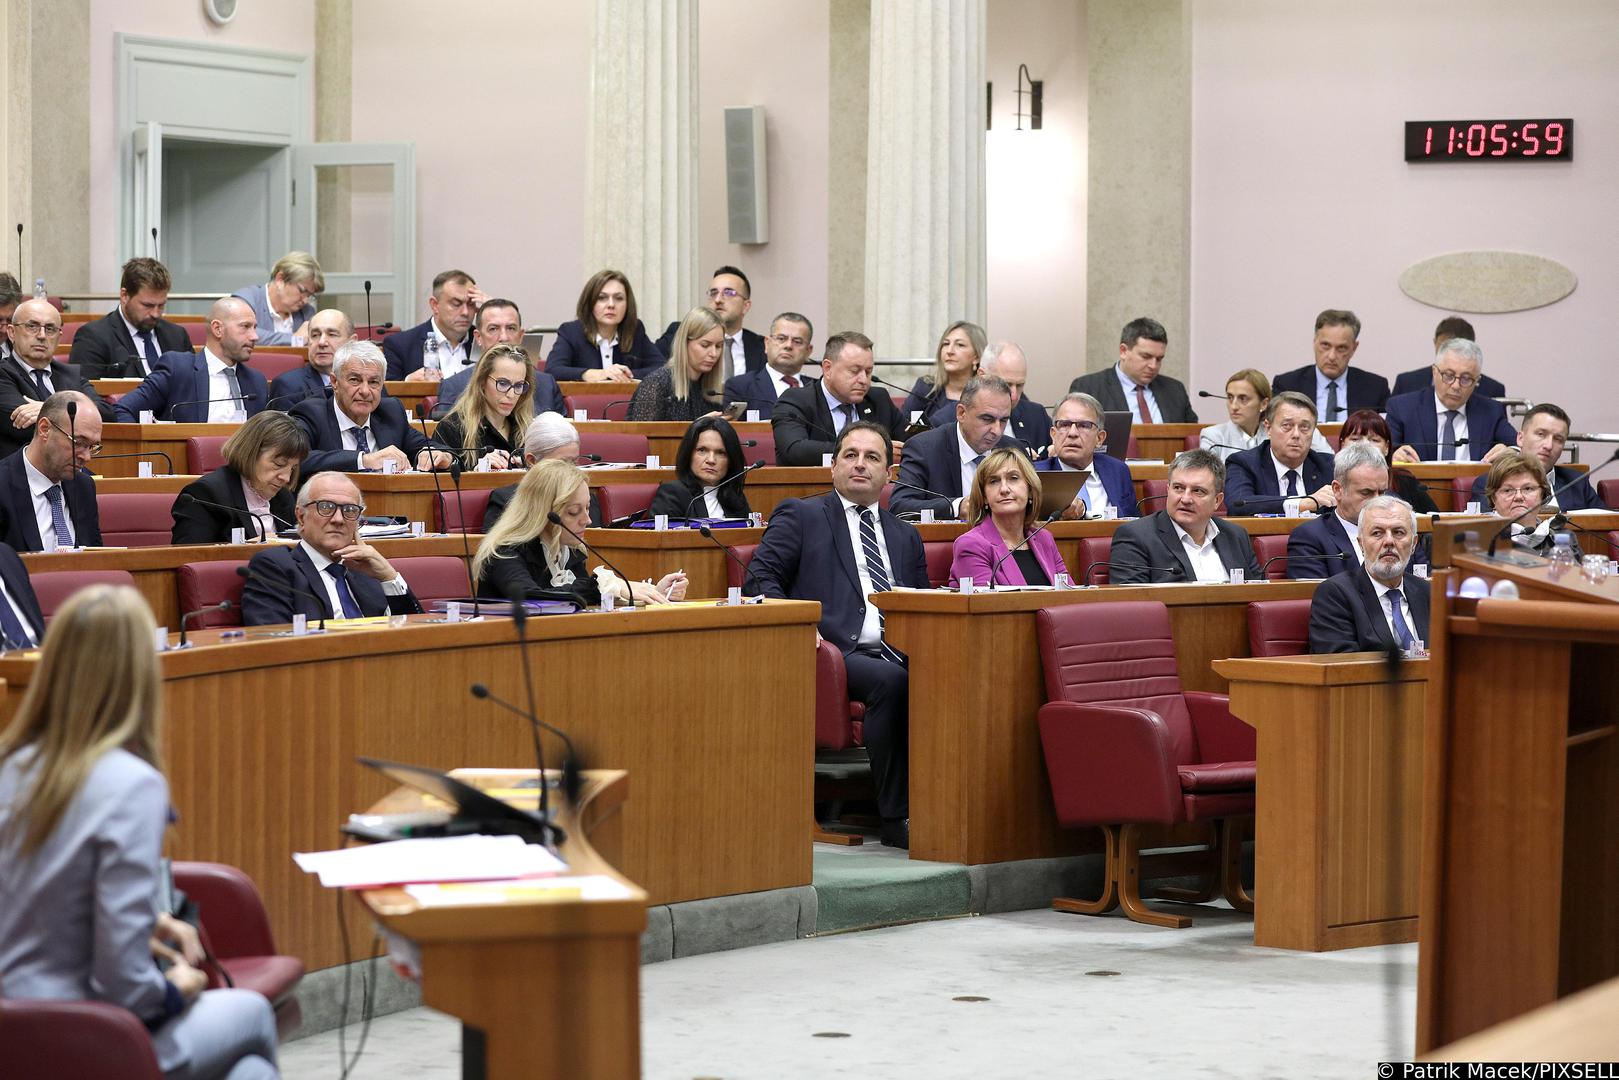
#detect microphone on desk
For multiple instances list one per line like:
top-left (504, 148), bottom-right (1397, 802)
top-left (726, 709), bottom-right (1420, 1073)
top-left (889, 479), bottom-right (959, 518)
top-left (235, 563), bottom-right (327, 630)
top-left (576, 452), bottom-right (604, 465)
top-left (1080, 556), bottom-right (1188, 585)
top-left (471, 681), bottom-right (584, 810)
top-left (988, 509), bottom-right (1064, 582)
top-left (175, 491), bottom-right (295, 538)
top-left (547, 511), bottom-right (636, 604)
top-left (600, 399), bottom-right (637, 420)
top-left (1486, 448), bottom-right (1619, 559)
top-left (416, 400), bottom-right (454, 538)
top-left (1258, 550), bottom-right (1353, 579)
top-left (67, 401), bottom-right (78, 467)
top-left (446, 458), bottom-right (482, 619)
top-left (176, 600), bottom-right (231, 648)
top-left (89, 450), bottom-right (177, 475)
top-left (478, 589), bottom-right (554, 844)
top-left (698, 524), bottom-right (765, 596)
top-left (364, 280), bottom-right (374, 342)
top-left (165, 392), bottom-right (259, 420)
top-left (684, 461), bottom-right (762, 519)
top-left (1228, 491), bottom-right (1326, 517)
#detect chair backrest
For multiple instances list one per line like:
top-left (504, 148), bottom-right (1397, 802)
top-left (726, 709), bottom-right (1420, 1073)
top-left (1449, 474), bottom-right (1477, 514)
top-left (1076, 535), bottom-right (1112, 585)
top-left (565, 394), bottom-right (627, 420)
top-left (1606, 530), bottom-right (1619, 559)
top-left (1140, 478), bottom-right (1168, 514)
top-left (97, 493), bottom-right (179, 547)
top-left (1598, 479), bottom-right (1619, 511)
top-left (31, 570), bottom-right (137, 623)
top-left (1034, 601), bottom-right (1196, 765)
top-left (1182, 433), bottom-right (1201, 452)
top-left (725, 543), bottom-right (757, 589)
top-left (58, 321), bottom-right (83, 344)
top-left (879, 482), bottom-right (894, 509)
top-left (177, 561), bottom-right (249, 628)
top-left (740, 430), bottom-right (775, 467)
top-left (922, 541), bottom-right (954, 587)
top-left (186, 435), bottom-right (230, 474)
top-left (580, 432), bottom-right (650, 464)
top-left (390, 556), bottom-right (471, 603)
top-left (182, 323), bottom-right (208, 346)
top-left (1251, 534), bottom-right (1290, 580)
top-left (1246, 599), bottom-right (1314, 657)
top-left (435, 486), bottom-right (494, 534)
top-left (0, 999), bottom-right (163, 1080)
top-left (244, 352), bottom-right (306, 382)
top-left (596, 484), bottom-right (657, 524)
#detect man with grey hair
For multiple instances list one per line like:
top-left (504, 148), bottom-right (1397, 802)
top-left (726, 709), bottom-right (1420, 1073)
top-left (1108, 448), bottom-right (1261, 584)
top-left (482, 414), bottom-right (601, 532)
top-left (891, 374), bottom-right (1021, 519)
top-left (1308, 494), bottom-right (1430, 653)
top-left (1033, 391), bottom-right (1138, 518)
top-left (114, 296), bottom-right (268, 423)
top-left (1386, 338), bottom-right (1516, 464)
top-left (981, 341), bottom-right (1052, 449)
top-left (289, 339), bottom-right (447, 474)
top-left (1285, 441), bottom-right (1391, 579)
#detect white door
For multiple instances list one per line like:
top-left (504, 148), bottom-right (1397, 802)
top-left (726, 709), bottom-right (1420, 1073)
top-left (289, 142), bottom-right (417, 331)
top-left (161, 140), bottom-right (292, 309)
top-left (131, 122), bottom-right (163, 259)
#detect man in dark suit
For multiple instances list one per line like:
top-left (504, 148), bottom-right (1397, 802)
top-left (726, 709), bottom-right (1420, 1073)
top-left (1224, 391), bottom-right (1337, 515)
top-left (1392, 315), bottom-right (1505, 399)
top-left (66, 257), bottom-right (193, 379)
top-left (240, 471), bottom-right (423, 626)
top-left (383, 269), bottom-right (484, 381)
top-left (290, 339), bottom-right (447, 475)
top-left (1285, 441), bottom-right (1390, 579)
top-left (0, 298), bottom-right (116, 456)
top-left (723, 312), bottom-right (815, 420)
top-left (0, 537), bottom-right (45, 649)
top-left (747, 421), bottom-right (928, 849)
top-left (433, 299), bottom-right (564, 417)
top-left (982, 341), bottom-right (1052, 450)
top-left (0, 391), bottom-right (103, 552)
top-left (1386, 339), bottom-right (1515, 464)
top-left (892, 375), bottom-right (1020, 519)
top-left (656, 265), bottom-right (766, 381)
top-left (772, 330), bottom-right (908, 465)
top-left (1108, 449), bottom-right (1261, 584)
top-left (1466, 403), bottom-right (1603, 511)
top-left (114, 297), bottom-right (268, 424)
top-left (1309, 495), bottom-right (1430, 653)
top-left (1068, 316), bottom-right (1197, 424)
top-left (1033, 391), bottom-right (1139, 518)
top-left (1270, 309), bottom-right (1390, 420)
top-left (267, 308), bottom-right (351, 410)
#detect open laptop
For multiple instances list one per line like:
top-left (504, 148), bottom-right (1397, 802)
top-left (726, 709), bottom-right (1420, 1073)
top-left (1101, 411), bottom-right (1134, 461)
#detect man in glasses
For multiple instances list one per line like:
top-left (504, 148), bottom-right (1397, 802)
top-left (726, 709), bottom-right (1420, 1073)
top-left (1033, 392), bottom-right (1138, 519)
top-left (0, 298), bottom-right (116, 457)
top-left (240, 471), bottom-right (422, 626)
top-left (1386, 337), bottom-right (1515, 463)
top-left (655, 265), bottom-right (766, 381)
top-left (0, 391), bottom-right (103, 552)
top-left (291, 339), bottom-right (449, 475)
top-left (722, 311), bottom-right (813, 420)
top-left (434, 299), bottom-right (565, 417)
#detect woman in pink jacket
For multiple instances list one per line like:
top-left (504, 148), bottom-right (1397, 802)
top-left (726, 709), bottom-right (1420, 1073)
top-left (949, 448), bottom-right (1070, 587)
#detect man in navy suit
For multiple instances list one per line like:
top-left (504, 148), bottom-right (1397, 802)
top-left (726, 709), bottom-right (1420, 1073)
top-left (67, 257), bottom-right (194, 379)
top-left (434, 299), bottom-right (564, 417)
top-left (1270, 309), bottom-right (1390, 420)
top-left (656, 266), bottom-right (766, 381)
top-left (1387, 338), bottom-right (1515, 464)
top-left (1109, 449), bottom-right (1262, 584)
top-left (290, 340), bottom-right (448, 475)
top-left (1466, 403), bottom-right (1603, 511)
top-left (723, 312), bottom-right (815, 420)
top-left (771, 331), bottom-right (909, 465)
top-left (267, 308), bottom-right (351, 410)
top-left (747, 421), bottom-right (929, 849)
top-left (1224, 392), bottom-right (1337, 515)
top-left (0, 298), bottom-right (116, 456)
top-left (0, 391), bottom-right (103, 552)
top-left (0, 538), bottom-right (45, 648)
top-left (982, 341), bottom-right (1052, 451)
top-left (1309, 495), bottom-right (1431, 653)
top-left (1391, 316), bottom-right (1505, 399)
top-left (240, 471), bottom-right (423, 626)
top-left (114, 297), bottom-right (268, 423)
top-left (1286, 441), bottom-right (1390, 579)
top-left (891, 375), bottom-right (1022, 519)
top-left (383, 269), bottom-right (485, 382)
top-left (1033, 391), bottom-right (1138, 518)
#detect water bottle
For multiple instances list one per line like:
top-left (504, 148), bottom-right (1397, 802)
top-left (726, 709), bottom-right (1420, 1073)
top-left (32, 278), bottom-right (46, 299)
top-left (1547, 532), bottom-right (1576, 577)
top-left (423, 337), bottom-right (441, 377)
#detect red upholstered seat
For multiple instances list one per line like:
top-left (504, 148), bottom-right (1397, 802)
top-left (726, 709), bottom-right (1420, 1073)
top-left (1076, 536), bottom-right (1112, 585)
top-left (420, 395), bottom-right (440, 420)
top-left (182, 323), bottom-right (207, 346)
top-left (243, 352), bottom-right (305, 382)
top-left (390, 556), bottom-right (471, 604)
top-left (186, 436), bottom-right (230, 474)
top-left (1251, 534), bottom-right (1290, 580)
top-left (1599, 480), bottom-right (1619, 511)
top-left (0, 999), bottom-right (163, 1079)
top-left (581, 432), bottom-right (650, 464)
top-left (596, 484), bottom-right (656, 524)
top-left (1247, 598), bottom-right (1313, 657)
top-left (1126, 435), bottom-right (1140, 458)
top-left (1035, 600), bottom-right (1255, 928)
top-left (31, 570), bottom-right (136, 623)
top-left (740, 430), bottom-right (775, 467)
top-left (879, 483), bottom-right (894, 509)
top-left (98, 493), bottom-right (179, 547)
top-left (566, 394), bottom-right (630, 420)
top-left (1182, 433), bottom-right (1201, 452)
top-left (1450, 474), bottom-right (1477, 513)
top-left (177, 561), bottom-right (248, 629)
top-left (724, 543), bottom-right (757, 590)
top-left (1607, 530), bottom-right (1619, 559)
top-left (923, 541), bottom-right (953, 587)
top-left (171, 861), bottom-right (304, 1036)
top-left (435, 487), bottom-right (493, 534)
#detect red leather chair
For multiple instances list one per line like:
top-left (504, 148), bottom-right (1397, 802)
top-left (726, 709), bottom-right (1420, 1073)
top-left (98, 493), bottom-right (179, 547)
top-left (58, 321), bottom-right (86, 345)
top-left (1125, 435), bottom-right (1140, 458)
top-left (879, 483), bottom-right (894, 509)
top-left (740, 430), bottom-right (775, 467)
top-left (1182, 433), bottom-right (1201, 452)
top-left (186, 436), bottom-right (230, 474)
top-left (177, 561), bottom-right (249, 628)
top-left (565, 394), bottom-right (628, 420)
top-left (724, 543), bottom-right (757, 590)
top-left (1450, 474), bottom-right (1479, 514)
top-left (923, 541), bottom-right (953, 587)
top-left (580, 433), bottom-right (650, 464)
top-left (435, 487), bottom-right (494, 534)
top-left (172, 861), bottom-right (304, 1036)
top-left (420, 395), bottom-right (441, 420)
top-left (1251, 534), bottom-right (1290, 580)
top-left (1140, 478), bottom-right (1168, 515)
top-left (596, 484), bottom-right (656, 524)
top-left (1605, 530), bottom-right (1619, 559)
top-left (244, 352), bottom-right (305, 383)
top-left (32, 570), bottom-right (137, 623)
top-left (1598, 480), bottom-right (1619, 511)
top-left (1247, 598), bottom-right (1313, 657)
top-left (391, 556), bottom-right (471, 604)
top-left (181, 322), bottom-right (208, 346)
top-left (1035, 600), bottom-right (1255, 928)
top-left (0, 999), bottom-right (163, 1079)
top-left (1076, 536), bottom-right (1112, 585)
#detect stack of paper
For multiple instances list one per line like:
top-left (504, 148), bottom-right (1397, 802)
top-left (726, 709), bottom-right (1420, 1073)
top-left (294, 834), bottom-right (567, 889)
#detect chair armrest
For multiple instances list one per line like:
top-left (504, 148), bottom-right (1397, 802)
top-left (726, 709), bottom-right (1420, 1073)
top-left (1184, 691), bottom-right (1256, 764)
top-left (814, 640), bottom-right (859, 751)
top-left (1036, 702), bottom-right (1184, 825)
top-left (0, 999), bottom-right (164, 1080)
top-left (171, 861), bottom-right (278, 961)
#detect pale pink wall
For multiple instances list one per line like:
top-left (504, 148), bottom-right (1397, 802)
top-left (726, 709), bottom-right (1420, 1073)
top-left (86, 0), bottom-right (317, 296)
top-left (1191, 1), bottom-right (1619, 441)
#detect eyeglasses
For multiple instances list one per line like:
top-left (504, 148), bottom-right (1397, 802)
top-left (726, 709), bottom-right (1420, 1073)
top-left (16, 321), bottom-right (61, 337)
top-left (302, 500), bottom-right (365, 520)
top-left (1434, 369), bottom-right (1478, 388)
top-left (489, 377), bottom-right (529, 395)
top-left (1496, 485), bottom-right (1544, 500)
top-left (289, 282), bottom-right (317, 300)
top-left (707, 287), bottom-right (745, 300)
top-left (1052, 419), bottom-right (1099, 433)
top-left (47, 421), bottom-right (102, 456)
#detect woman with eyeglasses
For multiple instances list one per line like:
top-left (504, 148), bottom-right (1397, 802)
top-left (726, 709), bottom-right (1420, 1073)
top-left (0, 585), bottom-right (281, 1079)
top-left (171, 411), bottom-right (309, 544)
top-left (625, 308), bottom-right (726, 423)
top-left (1485, 449), bottom-right (1582, 558)
top-left (902, 321), bottom-right (985, 427)
top-left (432, 344), bottom-right (534, 471)
top-left (231, 250), bottom-right (322, 346)
top-left (649, 416), bottom-right (753, 520)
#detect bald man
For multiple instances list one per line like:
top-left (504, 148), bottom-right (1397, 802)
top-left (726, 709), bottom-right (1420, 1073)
top-left (115, 296), bottom-right (270, 423)
top-left (0, 298), bottom-right (116, 457)
top-left (269, 308), bottom-right (352, 409)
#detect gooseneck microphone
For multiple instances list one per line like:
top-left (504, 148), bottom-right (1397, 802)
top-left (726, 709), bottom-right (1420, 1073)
top-left (1258, 550), bottom-right (1353, 579)
top-left (175, 491), bottom-right (295, 539)
top-left (684, 461), bottom-right (762, 519)
top-left (1485, 448), bottom-right (1619, 559)
top-left (165, 392), bottom-right (260, 420)
top-left (15, 223), bottom-right (21, 280)
top-left (363, 280), bottom-right (374, 341)
top-left (889, 479), bottom-right (958, 517)
top-left (1081, 557), bottom-right (1188, 585)
top-left (697, 525), bottom-right (763, 594)
top-left (82, 450), bottom-right (177, 475)
top-left (988, 509), bottom-right (1065, 582)
top-left (547, 511), bottom-right (636, 604)
top-left (177, 600), bottom-right (231, 648)
top-left (480, 591), bottom-right (553, 843)
top-left (416, 401), bottom-right (452, 535)
top-left (235, 563), bottom-right (328, 630)
top-left (66, 400), bottom-right (78, 460)
top-left (1395, 436), bottom-right (1469, 459)
top-left (446, 458), bottom-right (481, 619)
top-left (471, 682), bottom-right (584, 810)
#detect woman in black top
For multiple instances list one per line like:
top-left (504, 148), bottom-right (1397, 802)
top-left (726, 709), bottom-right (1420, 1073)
top-left (170, 411), bottom-right (309, 543)
top-left (433, 343), bottom-right (534, 471)
top-left (649, 416), bottom-right (753, 520)
top-left (625, 307), bottom-right (726, 422)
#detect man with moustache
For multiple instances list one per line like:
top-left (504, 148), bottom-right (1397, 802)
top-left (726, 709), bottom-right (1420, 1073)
top-left (1308, 495), bottom-right (1431, 653)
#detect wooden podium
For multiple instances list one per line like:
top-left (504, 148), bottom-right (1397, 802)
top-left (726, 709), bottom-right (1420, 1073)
top-left (1417, 546), bottom-right (1619, 1053)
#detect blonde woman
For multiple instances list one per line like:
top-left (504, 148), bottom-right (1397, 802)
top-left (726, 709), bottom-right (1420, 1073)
top-left (903, 320), bottom-right (986, 425)
top-left (232, 250), bottom-right (322, 346)
top-left (0, 586), bottom-right (279, 1079)
top-left (626, 307), bottom-right (726, 422)
top-left (949, 448), bottom-right (1069, 587)
top-left (433, 344), bottom-right (535, 471)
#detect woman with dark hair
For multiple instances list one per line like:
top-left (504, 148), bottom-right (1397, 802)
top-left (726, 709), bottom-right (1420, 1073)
top-left (1339, 409), bottom-right (1438, 514)
top-left (171, 410), bottom-right (310, 543)
top-left (544, 269), bottom-right (664, 382)
top-left (649, 416), bottom-right (753, 520)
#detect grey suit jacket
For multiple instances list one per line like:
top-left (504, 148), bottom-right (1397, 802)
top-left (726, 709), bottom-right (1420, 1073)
top-left (1067, 365), bottom-right (1198, 424)
top-left (1107, 510), bottom-right (1262, 584)
top-left (231, 283), bottom-right (314, 347)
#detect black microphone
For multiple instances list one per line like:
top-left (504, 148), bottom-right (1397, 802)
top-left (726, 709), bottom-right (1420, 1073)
top-left (235, 563), bottom-right (327, 630)
top-left (578, 452), bottom-right (603, 464)
top-left (151, 226), bottom-right (159, 260)
top-left (1081, 557), bottom-right (1187, 585)
top-left (364, 279), bottom-right (374, 341)
top-left (547, 510), bottom-right (636, 604)
top-left (15, 222), bottom-right (21, 280)
top-left (175, 491), bottom-right (295, 538)
top-left (164, 392), bottom-right (259, 420)
top-left (471, 682), bottom-right (584, 811)
top-left (697, 524), bottom-right (765, 595)
top-left (600, 399), bottom-right (637, 420)
top-left (1486, 448), bottom-right (1619, 558)
top-left (889, 479), bottom-right (958, 517)
top-left (84, 450), bottom-right (177, 475)
top-left (480, 592), bottom-right (555, 846)
top-left (869, 375), bottom-right (935, 436)
top-left (1226, 491), bottom-right (1325, 517)
top-left (446, 457), bottom-right (481, 618)
top-left (1197, 390), bottom-right (1223, 399)
top-left (988, 509), bottom-right (1064, 582)
top-left (415, 400), bottom-right (455, 538)
top-left (177, 600), bottom-right (231, 648)
top-left (683, 461), bottom-right (762, 519)
top-left (67, 400), bottom-right (77, 460)
top-left (1259, 550), bottom-right (1353, 579)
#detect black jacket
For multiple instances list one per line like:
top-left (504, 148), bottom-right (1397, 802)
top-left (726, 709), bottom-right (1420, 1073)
top-left (171, 465), bottom-right (297, 544)
top-left (67, 311), bottom-right (192, 380)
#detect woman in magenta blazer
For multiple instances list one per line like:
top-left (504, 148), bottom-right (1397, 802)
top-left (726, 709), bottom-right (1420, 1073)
top-left (949, 448), bottom-right (1070, 587)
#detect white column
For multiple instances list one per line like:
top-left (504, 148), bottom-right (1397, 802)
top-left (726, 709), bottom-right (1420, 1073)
top-left (863, 0), bottom-right (987, 360)
top-left (584, 0), bottom-right (699, 334)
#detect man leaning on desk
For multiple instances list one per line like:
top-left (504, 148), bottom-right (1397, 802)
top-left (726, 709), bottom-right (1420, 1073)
top-left (240, 472), bottom-right (423, 626)
top-left (290, 339), bottom-right (451, 475)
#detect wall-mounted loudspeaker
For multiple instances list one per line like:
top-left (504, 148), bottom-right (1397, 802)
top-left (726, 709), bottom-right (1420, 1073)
top-left (724, 106), bottom-right (769, 245)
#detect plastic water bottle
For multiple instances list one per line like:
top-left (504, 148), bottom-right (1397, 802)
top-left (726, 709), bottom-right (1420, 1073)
top-left (423, 337), bottom-right (441, 377)
top-left (32, 278), bottom-right (45, 299)
top-left (1547, 532), bottom-right (1576, 577)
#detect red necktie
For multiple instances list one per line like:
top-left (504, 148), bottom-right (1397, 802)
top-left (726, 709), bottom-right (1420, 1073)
top-left (783, 374), bottom-right (800, 388)
top-left (1135, 385), bottom-right (1152, 423)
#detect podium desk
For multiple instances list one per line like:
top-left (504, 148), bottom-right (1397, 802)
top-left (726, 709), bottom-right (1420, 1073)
top-left (1212, 653), bottom-right (1427, 951)
top-left (0, 602), bottom-right (817, 971)
top-left (873, 581), bottom-right (1318, 865)
top-left (361, 769), bottom-right (646, 1080)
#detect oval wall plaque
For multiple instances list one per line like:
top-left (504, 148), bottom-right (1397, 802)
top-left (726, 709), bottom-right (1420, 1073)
top-left (1398, 251), bottom-right (1576, 313)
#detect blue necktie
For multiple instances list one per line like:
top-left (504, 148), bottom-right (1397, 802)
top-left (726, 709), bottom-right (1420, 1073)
top-left (1284, 469), bottom-right (1299, 498)
top-left (0, 590), bottom-right (35, 649)
top-left (42, 485), bottom-right (73, 549)
top-left (1387, 588), bottom-right (1415, 650)
top-left (142, 330), bottom-right (160, 367)
top-left (324, 563), bottom-right (363, 619)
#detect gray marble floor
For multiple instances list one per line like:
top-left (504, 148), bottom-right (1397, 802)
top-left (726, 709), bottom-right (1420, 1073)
top-left (279, 904), bottom-right (1415, 1079)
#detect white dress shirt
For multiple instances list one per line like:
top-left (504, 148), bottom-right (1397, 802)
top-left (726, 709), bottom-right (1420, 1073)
top-left (956, 428), bottom-right (985, 517)
top-left (203, 349), bottom-right (248, 423)
top-left (1433, 398), bottom-right (1469, 460)
top-left (822, 381), bottom-right (857, 435)
top-left (768, 366), bottom-right (805, 399)
top-left (430, 323), bottom-right (473, 377)
top-left (0, 576), bottom-right (38, 646)
top-left (1116, 364), bottom-right (1161, 423)
top-left (1370, 572), bottom-right (1418, 646)
top-left (22, 451), bottom-right (73, 552)
top-left (1271, 453), bottom-right (1313, 517)
top-left (12, 356), bottom-right (53, 397)
top-left (1053, 458), bottom-right (1111, 516)
top-left (120, 313), bottom-right (155, 375)
top-left (1338, 511), bottom-right (1364, 564)
top-left (334, 401), bottom-right (377, 470)
top-left (1171, 520), bottom-right (1231, 583)
top-left (697, 489), bottom-right (723, 517)
top-left (299, 540), bottom-right (407, 617)
top-left (1200, 421), bottom-right (1331, 463)
top-left (264, 284), bottom-right (296, 340)
top-left (595, 335), bottom-right (616, 370)
top-left (838, 494), bottom-right (892, 648)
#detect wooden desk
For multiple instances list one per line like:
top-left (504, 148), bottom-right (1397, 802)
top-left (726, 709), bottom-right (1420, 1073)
top-left (1126, 423), bottom-right (1345, 463)
top-left (99, 422), bottom-right (439, 478)
top-left (361, 769), bottom-right (646, 1079)
top-left (0, 603), bottom-right (817, 971)
top-left (575, 420), bottom-right (773, 463)
top-left (1213, 653), bottom-right (1427, 951)
top-left (873, 581), bottom-right (1318, 864)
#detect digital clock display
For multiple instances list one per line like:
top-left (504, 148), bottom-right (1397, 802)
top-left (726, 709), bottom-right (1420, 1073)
top-left (1405, 119), bottom-right (1572, 162)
